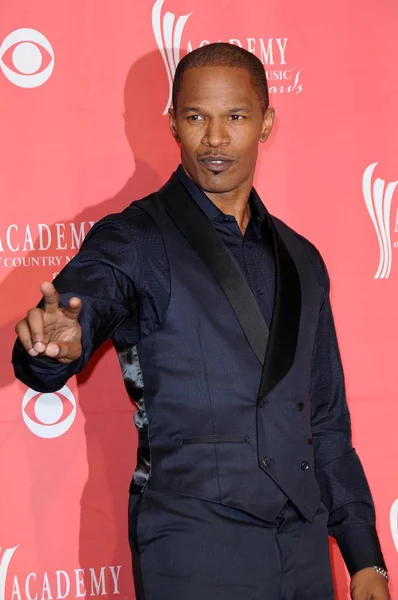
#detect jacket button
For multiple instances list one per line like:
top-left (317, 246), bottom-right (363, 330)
top-left (301, 461), bottom-right (310, 471)
top-left (258, 398), bottom-right (265, 408)
top-left (262, 457), bottom-right (273, 468)
top-left (297, 402), bottom-right (305, 411)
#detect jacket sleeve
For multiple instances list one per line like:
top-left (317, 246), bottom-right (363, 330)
top-left (310, 255), bottom-right (386, 576)
top-left (12, 217), bottom-right (140, 393)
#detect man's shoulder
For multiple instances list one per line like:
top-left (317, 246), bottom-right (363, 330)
top-left (94, 192), bottom-right (161, 233)
top-left (271, 215), bottom-right (327, 283)
top-left (77, 191), bottom-right (167, 258)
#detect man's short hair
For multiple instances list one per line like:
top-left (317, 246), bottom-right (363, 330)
top-left (172, 42), bottom-right (269, 113)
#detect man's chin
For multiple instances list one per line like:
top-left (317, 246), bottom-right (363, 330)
top-left (196, 171), bottom-right (235, 193)
top-left (182, 163), bottom-right (240, 194)
top-left (200, 181), bottom-right (234, 195)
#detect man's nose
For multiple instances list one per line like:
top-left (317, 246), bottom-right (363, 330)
top-left (201, 119), bottom-right (230, 147)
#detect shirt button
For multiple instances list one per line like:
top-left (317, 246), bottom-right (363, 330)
top-left (301, 461), bottom-right (310, 471)
top-left (262, 457), bottom-right (274, 468)
top-left (297, 402), bottom-right (305, 411)
top-left (256, 288), bottom-right (264, 296)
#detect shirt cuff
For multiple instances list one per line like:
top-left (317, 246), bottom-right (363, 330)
top-left (12, 338), bottom-right (82, 392)
top-left (334, 524), bottom-right (387, 576)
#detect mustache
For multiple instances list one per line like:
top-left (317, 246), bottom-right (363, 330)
top-left (197, 152), bottom-right (236, 161)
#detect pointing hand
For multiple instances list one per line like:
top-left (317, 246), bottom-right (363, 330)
top-left (15, 281), bottom-right (83, 364)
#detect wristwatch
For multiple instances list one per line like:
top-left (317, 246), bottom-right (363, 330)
top-left (371, 566), bottom-right (389, 582)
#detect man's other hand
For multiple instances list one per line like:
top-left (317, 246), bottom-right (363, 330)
top-left (351, 568), bottom-right (391, 600)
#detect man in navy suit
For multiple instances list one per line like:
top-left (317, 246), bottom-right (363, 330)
top-left (13, 43), bottom-right (390, 599)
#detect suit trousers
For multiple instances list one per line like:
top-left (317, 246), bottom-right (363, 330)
top-left (128, 486), bottom-right (335, 600)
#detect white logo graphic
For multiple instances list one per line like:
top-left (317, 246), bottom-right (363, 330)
top-left (0, 545), bottom-right (18, 600)
top-left (152, 0), bottom-right (192, 115)
top-left (0, 544), bottom-right (122, 599)
top-left (391, 498), bottom-right (398, 553)
top-left (22, 385), bottom-right (76, 438)
top-left (0, 29), bottom-right (54, 88)
top-left (152, 2), bottom-right (303, 115)
top-left (363, 162), bottom-right (398, 279)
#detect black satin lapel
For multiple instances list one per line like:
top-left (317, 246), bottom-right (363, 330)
top-left (258, 222), bottom-right (301, 397)
top-left (158, 175), bottom-right (269, 365)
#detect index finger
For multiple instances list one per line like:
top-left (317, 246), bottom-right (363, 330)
top-left (40, 281), bottom-right (60, 313)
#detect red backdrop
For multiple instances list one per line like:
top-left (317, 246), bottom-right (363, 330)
top-left (0, 1), bottom-right (397, 598)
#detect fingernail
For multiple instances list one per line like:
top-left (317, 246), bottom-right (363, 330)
top-left (34, 342), bottom-right (45, 353)
top-left (28, 348), bottom-right (39, 357)
top-left (47, 344), bottom-right (60, 357)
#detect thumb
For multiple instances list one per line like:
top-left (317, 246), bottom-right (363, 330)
top-left (45, 340), bottom-right (82, 362)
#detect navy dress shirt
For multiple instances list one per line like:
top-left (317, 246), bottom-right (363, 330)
top-left (176, 165), bottom-right (276, 327)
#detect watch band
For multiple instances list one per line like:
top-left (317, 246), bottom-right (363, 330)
top-left (371, 566), bottom-right (389, 582)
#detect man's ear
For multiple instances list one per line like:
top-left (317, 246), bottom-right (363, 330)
top-left (169, 107), bottom-right (180, 142)
top-left (260, 107), bottom-right (275, 143)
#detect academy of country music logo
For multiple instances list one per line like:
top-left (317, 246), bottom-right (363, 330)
top-left (152, 0), bottom-right (303, 115)
top-left (362, 162), bottom-right (398, 280)
top-left (0, 544), bottom-right (122, 599)
top-left (0, 29), bottom-right (54, 88)
top-left (391, 498), bottom-right (398, 554)
top-left (22, 385), bottom-right (77, 439)
top-left (0, 220), bottom-right (94, 278)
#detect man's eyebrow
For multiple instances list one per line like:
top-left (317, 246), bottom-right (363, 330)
top-left (228, 106), bottom-right (252, 112)
top-left (181, 105), bottom-right (252, 113)
top-left (181, 106), bottom-right (202, 113)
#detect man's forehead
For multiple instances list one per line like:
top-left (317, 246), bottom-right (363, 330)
top-left (181, 65), bottom-right (252, 83)
top-left (179, 69), bottom-right (255, 100)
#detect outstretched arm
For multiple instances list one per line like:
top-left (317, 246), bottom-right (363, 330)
top-left (12, 218), bottom-right (139, 392)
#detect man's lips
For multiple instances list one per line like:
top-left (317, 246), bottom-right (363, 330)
top-left (198, 157), bottom-right (235, 172)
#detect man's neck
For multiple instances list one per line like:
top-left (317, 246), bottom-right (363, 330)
top-left (204, 188), bottom-right (252, 234)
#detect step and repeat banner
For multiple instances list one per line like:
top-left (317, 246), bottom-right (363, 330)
top-left (0, 1), bottom-right (397, 598)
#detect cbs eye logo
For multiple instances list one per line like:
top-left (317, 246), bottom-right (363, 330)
top-left (22, 385), bottom-right (76, 439)
top-left (0, 28), bottom-right (54, 88)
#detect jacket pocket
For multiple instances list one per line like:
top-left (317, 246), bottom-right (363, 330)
top-left (182, 434), bottom-right (249, 444)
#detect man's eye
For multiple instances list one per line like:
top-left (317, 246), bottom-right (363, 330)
top-left (230, 115), bottom-right (244, 121)
top-left (188, 115), bottom-right (203, 121)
